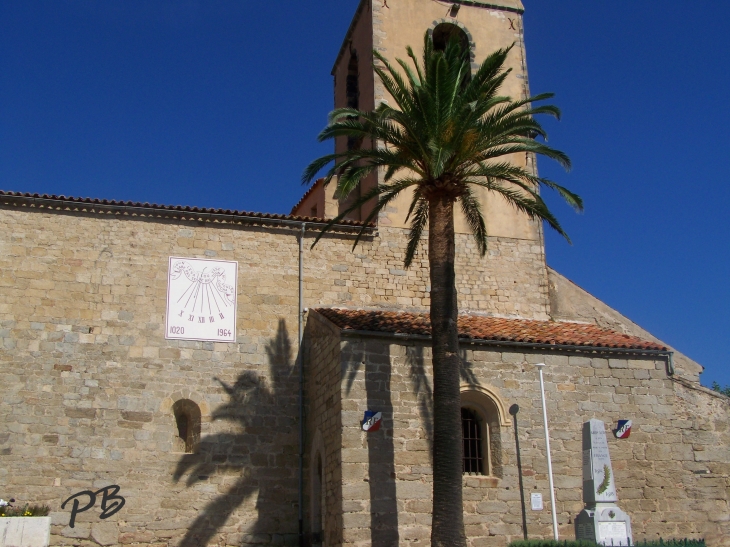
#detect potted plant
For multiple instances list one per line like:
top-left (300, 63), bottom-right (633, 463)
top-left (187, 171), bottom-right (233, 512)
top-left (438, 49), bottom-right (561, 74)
top-left (0, 498), bottom-right (52, 547)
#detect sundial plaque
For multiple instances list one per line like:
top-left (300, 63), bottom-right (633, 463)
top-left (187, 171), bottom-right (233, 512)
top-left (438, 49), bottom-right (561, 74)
top-left (165, 257), bottom-right (238, 342)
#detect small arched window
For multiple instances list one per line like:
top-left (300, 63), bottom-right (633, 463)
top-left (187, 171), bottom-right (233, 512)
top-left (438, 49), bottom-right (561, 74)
top-left (461, 390), bottom-right (503, 477)
top-left (172, 399), bottom-right (201, 453)
top-left (432, 23), bottom-right (470, 55)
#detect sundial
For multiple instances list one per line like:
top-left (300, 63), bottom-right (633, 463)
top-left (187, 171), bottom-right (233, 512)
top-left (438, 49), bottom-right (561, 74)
top-left (165, 257), bottom-right (238, 342)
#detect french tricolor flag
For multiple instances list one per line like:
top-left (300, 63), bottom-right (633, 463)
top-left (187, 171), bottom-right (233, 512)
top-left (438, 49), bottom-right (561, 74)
top-left (362, 411), bottom-right (382, 432)
top-left (614, 420), bottom-right (632, 439)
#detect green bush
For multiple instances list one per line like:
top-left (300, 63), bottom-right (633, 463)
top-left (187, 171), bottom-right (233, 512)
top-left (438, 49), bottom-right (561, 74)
top-left (635, 542), bottom-right (706, 547)
top-left (0, 504), bottom-right (51, 517)
top-left (508, 541), bottom-right (600, 547)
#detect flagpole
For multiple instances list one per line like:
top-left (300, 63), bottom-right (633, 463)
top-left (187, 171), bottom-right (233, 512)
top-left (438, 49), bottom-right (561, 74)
top-left (536, 362), bottom-right (559, 540)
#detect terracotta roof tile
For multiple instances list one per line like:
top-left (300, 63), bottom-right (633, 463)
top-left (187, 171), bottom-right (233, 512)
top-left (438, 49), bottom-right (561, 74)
top-left (0, 190), bottom-right (367, 227)
top-left (314, 308), bottom-right (667, 351)
top-left (290, 178), bottom-right (324, 216)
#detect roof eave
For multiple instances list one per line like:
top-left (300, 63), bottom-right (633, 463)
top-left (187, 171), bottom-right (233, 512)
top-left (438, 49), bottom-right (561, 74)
top-left (339, 328), bottom-right (671, 356)
top-left (0, 191), bottom-right (375, 234)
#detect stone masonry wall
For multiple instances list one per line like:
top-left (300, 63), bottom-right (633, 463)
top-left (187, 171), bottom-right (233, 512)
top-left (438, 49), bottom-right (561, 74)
top-left (304, 312), bottom-right (345, 546)
top-left (330, 328), bottom-right (730, 547)
top-left (0, 204), bottom-right (550, 546)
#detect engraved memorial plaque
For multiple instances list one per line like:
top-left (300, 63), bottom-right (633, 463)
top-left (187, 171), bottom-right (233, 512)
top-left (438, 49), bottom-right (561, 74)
top-left (599, 521), bottom-right (628, 543)
top-left (583, 419), bottom-right (617, 503)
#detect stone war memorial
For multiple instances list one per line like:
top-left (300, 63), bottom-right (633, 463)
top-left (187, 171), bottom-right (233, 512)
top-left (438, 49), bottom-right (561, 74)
top-left (0, 1), bottom-right (729, 546)
top-left (576, 419), bottom-right (633, 545)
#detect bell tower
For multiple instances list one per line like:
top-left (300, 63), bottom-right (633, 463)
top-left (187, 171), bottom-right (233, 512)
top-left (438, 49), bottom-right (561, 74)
top-left (295, 0), bottom-right (540, 242)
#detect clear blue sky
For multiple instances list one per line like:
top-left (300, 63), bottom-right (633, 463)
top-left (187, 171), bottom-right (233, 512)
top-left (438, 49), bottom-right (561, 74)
top-left (1, 1), bottom-right (728, 388)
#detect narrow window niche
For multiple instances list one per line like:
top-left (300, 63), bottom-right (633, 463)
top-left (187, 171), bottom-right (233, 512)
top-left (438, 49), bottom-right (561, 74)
top-left (346, 49), bottom-right (362, 152)
top-left (312, 452), bottom-right (324, 545)
top-left (310, 430), bottom-right (327, 546)
top-left (172, 399), bottom-right (201, 453)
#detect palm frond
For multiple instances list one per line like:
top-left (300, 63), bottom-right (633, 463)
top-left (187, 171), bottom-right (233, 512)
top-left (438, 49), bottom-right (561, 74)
top-left (458, 187), bottom-right (488, 257)
top-left (538, 179), bottom-right (584, 211)
top-left (467, 178), bottom-right (571, 243)
top-left (309, 179), bottom-right (418, 251)
top-left (404, 196), bottom-right (429, 268)
top-left (327, 107), bottom-right (364, 125)
top-left (302, 153), bottom-right (339, 185)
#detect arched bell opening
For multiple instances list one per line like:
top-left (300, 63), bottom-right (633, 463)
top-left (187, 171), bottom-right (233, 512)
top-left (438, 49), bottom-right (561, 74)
top-left (432, 22), bottom-right (470, 55)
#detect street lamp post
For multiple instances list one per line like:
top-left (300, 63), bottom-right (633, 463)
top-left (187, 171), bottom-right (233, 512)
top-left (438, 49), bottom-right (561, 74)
top-left (536, 362), bottom-right (559, 540)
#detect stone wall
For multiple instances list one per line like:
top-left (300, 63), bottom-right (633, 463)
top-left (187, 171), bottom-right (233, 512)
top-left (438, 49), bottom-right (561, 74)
top-left (0, 207), bottom-right (551, 324)
top-left (322, 324), bottom-right (730, 547)
top-left (3, 203), bottom-right (724, 547)
top-left (0, 203), bottom-right (550, 546)
top-left (304, 311), bottom-right (345, 546)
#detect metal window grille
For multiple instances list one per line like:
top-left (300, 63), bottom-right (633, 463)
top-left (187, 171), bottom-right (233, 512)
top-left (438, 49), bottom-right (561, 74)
top-left (462, 408), bottom-right (483, 475)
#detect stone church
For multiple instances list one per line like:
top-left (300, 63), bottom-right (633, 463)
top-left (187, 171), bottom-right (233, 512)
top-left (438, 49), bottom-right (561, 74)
top-left (0, 1), bottom-right (728, 546)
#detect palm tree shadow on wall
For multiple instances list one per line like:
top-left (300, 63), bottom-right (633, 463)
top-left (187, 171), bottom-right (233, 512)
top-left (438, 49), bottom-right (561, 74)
top-left (404, 344), bottom-right (478, 459)
top-left (338, 341), bottom-right (476, 545)
top-left (342, 340), bottom-right (399, 546)
top-left (407, 345), bottom-right (434, 457)
top-left (173, 319), bottom-right (299, 547)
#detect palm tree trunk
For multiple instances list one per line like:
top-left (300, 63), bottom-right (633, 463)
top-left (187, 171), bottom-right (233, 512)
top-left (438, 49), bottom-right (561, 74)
top-left (428, 195), bottom-right (466, 547)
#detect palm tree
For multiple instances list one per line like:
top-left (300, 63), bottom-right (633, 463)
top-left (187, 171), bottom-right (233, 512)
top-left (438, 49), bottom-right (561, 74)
top-left (303, 33), bottom-right (582, 547)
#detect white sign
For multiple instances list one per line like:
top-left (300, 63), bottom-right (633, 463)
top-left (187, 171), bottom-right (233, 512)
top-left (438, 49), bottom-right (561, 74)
top-left (530, 493), bottom-right (543, 511)
top-left (165, 257), bottom-right (237, 342)
top-left (598, 521), bottom-right (629, 545)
